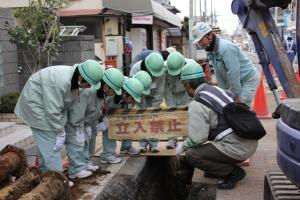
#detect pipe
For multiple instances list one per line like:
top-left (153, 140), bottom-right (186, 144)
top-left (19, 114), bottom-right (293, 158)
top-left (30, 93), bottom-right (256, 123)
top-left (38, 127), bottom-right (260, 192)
top-left (0, 145), bottom-right (27, 183)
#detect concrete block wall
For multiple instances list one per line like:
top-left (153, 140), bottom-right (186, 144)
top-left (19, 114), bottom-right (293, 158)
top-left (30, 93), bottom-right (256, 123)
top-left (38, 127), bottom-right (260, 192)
top-left (18, 35), bottom-right (95, 89)
top-left (53, 35), bottom-right (95, 66)
top-left (0, 8), bottom-right (95, 93)
top-left (0, 8), bottom-right (19, 96)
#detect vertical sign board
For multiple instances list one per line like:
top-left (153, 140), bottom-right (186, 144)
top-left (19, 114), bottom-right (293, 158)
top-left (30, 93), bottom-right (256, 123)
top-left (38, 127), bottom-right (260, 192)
top-left (107, 107), bottom-right (188, 140)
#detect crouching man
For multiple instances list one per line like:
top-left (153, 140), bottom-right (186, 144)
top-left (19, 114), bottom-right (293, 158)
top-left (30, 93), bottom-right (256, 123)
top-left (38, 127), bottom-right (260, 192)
top-left (174, 62), bottom-right (258, 197)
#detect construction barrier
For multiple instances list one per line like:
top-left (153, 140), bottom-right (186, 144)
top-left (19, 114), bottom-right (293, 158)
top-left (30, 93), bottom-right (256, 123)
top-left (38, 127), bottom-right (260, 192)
top-left (107, 106), bottom-right (188, 140)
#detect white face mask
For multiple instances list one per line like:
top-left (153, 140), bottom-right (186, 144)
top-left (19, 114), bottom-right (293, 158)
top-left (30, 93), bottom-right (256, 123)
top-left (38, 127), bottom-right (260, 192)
top-left (78, 81), bottom-right (90, 88)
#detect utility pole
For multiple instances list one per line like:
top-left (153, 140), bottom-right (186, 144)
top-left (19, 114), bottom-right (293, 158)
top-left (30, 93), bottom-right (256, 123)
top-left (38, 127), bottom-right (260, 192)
top-left (189, 0), bottom-right (194, 58)
top-left (211, 0), bottom-right (213, 26)
top-left (193, 0), bottom-right (196, 20)
top-left (199, 0), bottom-right (202, 21)
top-left (204, 0), bottom-right (207, 22)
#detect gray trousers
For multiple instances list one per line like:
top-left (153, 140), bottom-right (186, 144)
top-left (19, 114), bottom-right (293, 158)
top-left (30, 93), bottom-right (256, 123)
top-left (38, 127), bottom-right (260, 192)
top-left (183, 143), bottom-right (243, 177)
top-left (174, 143), bottom-right (243, 199)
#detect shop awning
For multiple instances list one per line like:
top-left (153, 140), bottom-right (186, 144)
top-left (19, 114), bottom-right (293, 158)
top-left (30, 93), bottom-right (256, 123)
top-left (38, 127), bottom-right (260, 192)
top-left (57, 9), bottom-right (102, 16)
top-left (102, 0), bottom-right (182, 27)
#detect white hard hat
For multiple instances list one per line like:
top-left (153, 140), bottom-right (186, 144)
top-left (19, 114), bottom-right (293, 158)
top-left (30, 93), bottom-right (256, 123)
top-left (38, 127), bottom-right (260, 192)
top-left (192, 22), bottom-right (212, 44)
top-left (166, 46), bottom-right (176, 53)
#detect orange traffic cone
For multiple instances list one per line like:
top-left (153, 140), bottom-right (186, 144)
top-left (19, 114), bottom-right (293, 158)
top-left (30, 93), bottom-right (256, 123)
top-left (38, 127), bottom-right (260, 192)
top-left (253, 78), bottom-right (271, 119)
top-left (269, 64), bottom-right (276, 76)
top-left (296, 71), bottom-right (300, 83)
top-left (280, 90), bottom-right (288, 100)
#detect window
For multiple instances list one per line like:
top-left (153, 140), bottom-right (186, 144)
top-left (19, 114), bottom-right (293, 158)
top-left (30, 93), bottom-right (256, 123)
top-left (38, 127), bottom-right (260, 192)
top-left (60, 17), bottom-right (103, 41)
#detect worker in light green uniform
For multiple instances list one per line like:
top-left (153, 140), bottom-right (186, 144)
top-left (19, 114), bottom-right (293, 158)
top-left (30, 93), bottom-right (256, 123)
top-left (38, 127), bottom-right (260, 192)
top-left (14, 60), bottom-right (102, 173)
top-left (65, 88), bottom-right (100, 179)
top-left (119, 73), bottom-right (153, 154)
top-left (164, 52), bottom-right (192, 149)
top-left (84, 68), bottom-right (126, 164)
top-left (130, 52), bottom-right (165, 153)
top-left (192, 22), bottom-right (259, 106)
top-left (83, 88), bottom-right (104, 166)
top-left (164, 52), bottom-right (197, 149)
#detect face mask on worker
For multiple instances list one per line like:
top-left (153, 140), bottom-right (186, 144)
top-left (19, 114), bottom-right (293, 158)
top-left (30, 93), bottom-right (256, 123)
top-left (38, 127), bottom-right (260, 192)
top-left (78, 76), bottom-right (90, 88)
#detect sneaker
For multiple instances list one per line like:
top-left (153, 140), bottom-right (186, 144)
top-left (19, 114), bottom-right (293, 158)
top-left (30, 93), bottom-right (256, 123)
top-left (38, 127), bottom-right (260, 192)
top-left (166, 138), bottom-right (177, 149)
top-left (86, 163), bottom-right (100, 172)
top-left (217, 166), bottom-right (246, 189)
top-left (69, 169), bottom-right (92, 179)
top-left (120, 146), bottom-right (140, 155)
top-left (100, 156), bottom-right (122, 164)
top-left (139, 147), bottom-right (147, 153)
top-left (150, 146), bottom-right (160, 153)
top-left (69, 181), bottom-right (74, 187)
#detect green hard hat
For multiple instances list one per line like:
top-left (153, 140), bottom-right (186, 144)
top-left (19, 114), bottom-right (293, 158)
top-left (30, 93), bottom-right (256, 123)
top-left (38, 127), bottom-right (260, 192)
top-left (78, 59), bottom-right (103, 90)
top-left (123, 77), bottom-right (144, 103)
top-left (103, 68), bottom-right (125, 95)
top-left (180, 62), bottom-right (205, 81)
top-left (133, 71), bottom-right (152, 95)
top-left (166, 51), bottom-right (186, 76)
top-left (144, 52), bottom-right (165, 77)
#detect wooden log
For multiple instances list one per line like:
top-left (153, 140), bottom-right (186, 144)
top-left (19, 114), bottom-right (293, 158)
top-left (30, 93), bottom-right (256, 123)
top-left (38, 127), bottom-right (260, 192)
top-left (18, 171), bottom-right (70, 200)
top-left (0, 145), bottom-right (28, 183)
top-left (0, 167), bottom-right (42, 200)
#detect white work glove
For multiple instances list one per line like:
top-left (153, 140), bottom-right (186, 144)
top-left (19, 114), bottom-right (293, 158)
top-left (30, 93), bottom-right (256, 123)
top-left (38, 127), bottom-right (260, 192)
top-left (175, 143), bottom-right (184, 155)
top-left (53, 131), bottom-right (66, 152)
top-left (96, 116), bottom-right (108, 131)
top-left (75, 129), bottom-right (85, 144)
top-left (85, 126), bottom-right (92, 137)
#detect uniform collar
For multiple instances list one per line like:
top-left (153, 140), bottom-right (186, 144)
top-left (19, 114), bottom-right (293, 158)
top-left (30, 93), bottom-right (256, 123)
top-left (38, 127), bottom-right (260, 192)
top-left (195, 83), bottom-right (208, 96)
top-left (211, 36), bottom-right (220, 53)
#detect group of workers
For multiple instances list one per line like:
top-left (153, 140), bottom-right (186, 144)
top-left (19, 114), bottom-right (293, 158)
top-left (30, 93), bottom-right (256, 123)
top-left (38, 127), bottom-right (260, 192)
top-left (14, 22), bottom-right (260, 190)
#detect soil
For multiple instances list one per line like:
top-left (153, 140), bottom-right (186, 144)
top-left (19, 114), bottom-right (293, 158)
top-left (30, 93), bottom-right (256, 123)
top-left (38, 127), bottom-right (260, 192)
top-left (67, 169), bottom-right (110, 200)
top-left (186, 182), bottom-right (216, 200)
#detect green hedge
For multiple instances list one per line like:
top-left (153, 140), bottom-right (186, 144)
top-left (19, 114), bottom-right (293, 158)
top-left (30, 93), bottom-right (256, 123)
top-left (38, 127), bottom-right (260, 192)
top-left (0, 92), bottom-right (20, 113)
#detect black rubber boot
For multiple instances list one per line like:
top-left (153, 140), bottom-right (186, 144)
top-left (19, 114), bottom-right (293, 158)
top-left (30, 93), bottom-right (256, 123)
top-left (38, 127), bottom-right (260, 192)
top-left (217, 166), bottom-right (246, 189)
top-left (203, 172), bottom-right (226, 179)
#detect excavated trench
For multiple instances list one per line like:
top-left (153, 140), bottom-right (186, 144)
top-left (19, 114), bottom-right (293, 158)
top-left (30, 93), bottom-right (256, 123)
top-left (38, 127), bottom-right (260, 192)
top-left (98, 157), bottom-right (216, 200)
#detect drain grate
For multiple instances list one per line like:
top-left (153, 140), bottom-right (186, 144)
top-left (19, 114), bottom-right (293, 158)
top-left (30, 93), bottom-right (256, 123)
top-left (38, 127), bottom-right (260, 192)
top-left (264, 172), bottom-right (300, 200)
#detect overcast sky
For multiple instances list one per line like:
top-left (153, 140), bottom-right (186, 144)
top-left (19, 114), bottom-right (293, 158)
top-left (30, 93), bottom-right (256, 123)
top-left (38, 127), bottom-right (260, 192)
top-left (170, 0), bottom-right (239, 34)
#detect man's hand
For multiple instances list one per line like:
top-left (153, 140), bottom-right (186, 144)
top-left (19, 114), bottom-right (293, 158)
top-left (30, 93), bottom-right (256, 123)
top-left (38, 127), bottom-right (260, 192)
top-left (234, 96), bottom-right (242, 103)
top-left (175, 143), bottom-right (184, 155)
top-left (53, 131), bottom-right (66, 152)
top-left (96, 116), bottom-right (108, 131)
